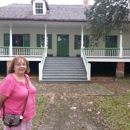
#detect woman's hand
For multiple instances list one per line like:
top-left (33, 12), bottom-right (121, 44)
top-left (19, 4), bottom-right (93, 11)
top-left (0, 94), bottom-right (7, 109)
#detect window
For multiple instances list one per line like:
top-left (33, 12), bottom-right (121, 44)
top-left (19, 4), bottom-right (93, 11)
top-left (4, 34), bottom-right (30, 47)
top-left (35, 3), bottom-right (43, 14)
top-left (37, 34), bottom-right (52, 49)
top-left (13, 34), bottom-right (23, 47)
top-left (33, 0), bottom-right (49, 15)
top-left (41, 35), bottom-right (48, 47)
top-left (106, 36), bottom-right (117, 43)
top-left (77, 36), bottom-right (86, 49)
top-left (74, 35), bottom-right (89, 49)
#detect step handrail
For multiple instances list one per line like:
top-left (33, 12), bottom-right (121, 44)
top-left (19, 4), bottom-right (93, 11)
top-left (81, 47), bottom-right (91, 81)
top-left (39, 47), bottom-right (47, 81)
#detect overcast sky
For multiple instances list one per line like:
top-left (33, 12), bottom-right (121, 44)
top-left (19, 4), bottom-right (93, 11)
top-left (0, 0), bottom-right (94, 7)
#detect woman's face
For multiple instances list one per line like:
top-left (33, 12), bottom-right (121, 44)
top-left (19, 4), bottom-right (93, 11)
top-left (14, 58), bottom-right (27, 75)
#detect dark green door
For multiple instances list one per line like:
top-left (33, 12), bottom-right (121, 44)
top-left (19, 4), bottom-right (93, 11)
top-left (105, 36), bottom-right (117, 56)
top-left (57, 35), bottom-right (69, 57)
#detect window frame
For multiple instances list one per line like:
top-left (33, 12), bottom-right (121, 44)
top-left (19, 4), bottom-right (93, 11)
top-left (35, 3), bottom-right (43, 14)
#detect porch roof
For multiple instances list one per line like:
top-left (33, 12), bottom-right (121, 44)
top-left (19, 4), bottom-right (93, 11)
top-left (0, 4), bottom-right (87, 22)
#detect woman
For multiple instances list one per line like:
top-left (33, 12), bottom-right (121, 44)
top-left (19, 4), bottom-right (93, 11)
top-left (0, 56), bottom-right (36, 130)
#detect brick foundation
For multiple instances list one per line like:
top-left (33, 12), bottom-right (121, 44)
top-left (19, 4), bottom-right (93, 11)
top-left (116, 62), bottom-right (125, 78)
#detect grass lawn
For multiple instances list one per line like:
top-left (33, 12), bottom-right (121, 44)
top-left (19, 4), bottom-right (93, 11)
top-left (32, 95), bottom-right (46, 130)
top-left (92, 78), bottom-right (130, 130)
top-left (94, 93), bottom-right (130, 130)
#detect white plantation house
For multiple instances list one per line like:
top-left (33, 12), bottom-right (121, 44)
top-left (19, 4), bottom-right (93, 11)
top-left (0, 0), bottom-right (129, 82)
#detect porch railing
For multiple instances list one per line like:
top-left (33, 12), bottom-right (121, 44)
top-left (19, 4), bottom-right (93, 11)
top-left (84, 47), bottom-right (130, 57)
top-left (0, 46), bottom-right (44, 56)
top-left (39, 47), bottom-right (47, 81)
top-left (81, 48), bottom-right (91, 81)
top-left (0, 46), bottom-right (130, 58)
top-left (85, 47), bottom-right (120, 57)
top-left (123, 48), bottom-right (130, 57)
top-left (84, 47), bottom-right (120, 57)
top-left (12, 47), bottom-right (44, 56)
top-left (0, 46), bottom-right (9, 56)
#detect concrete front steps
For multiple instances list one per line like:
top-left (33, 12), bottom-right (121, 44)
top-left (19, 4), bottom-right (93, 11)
top-left (41, 57), bottom-right (88, 83)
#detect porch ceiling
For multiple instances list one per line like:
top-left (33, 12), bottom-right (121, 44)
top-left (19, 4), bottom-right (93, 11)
top-left (0, 21), bottom-right (87, 30)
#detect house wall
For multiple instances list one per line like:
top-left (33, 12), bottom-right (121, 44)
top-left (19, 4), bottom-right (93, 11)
top-left (48, 28), bottom-right (87, 56)
top-left (94, 30), bottom-right (120, 47)
top-left (122, 31), bottom-right (130, 47)
top-left (0, 28), bottom-right (130, 57)
top-left (0, 28), bottom-right (81, 56)
top-left (90, 29), bottom-right (130, 49)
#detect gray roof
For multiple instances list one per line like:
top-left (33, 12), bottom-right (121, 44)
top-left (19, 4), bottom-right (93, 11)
top-left (0, 4), bottom-right (87, 22)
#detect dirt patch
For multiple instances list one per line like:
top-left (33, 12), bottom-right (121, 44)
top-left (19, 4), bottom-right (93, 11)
top-left (91, 76), bottom-right (130, 95)
top-left (1, 75), bottom-right (129, 96)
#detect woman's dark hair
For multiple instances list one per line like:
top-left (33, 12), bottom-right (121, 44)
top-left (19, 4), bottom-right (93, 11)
top-left (7, 56), bottom-right (30, 74)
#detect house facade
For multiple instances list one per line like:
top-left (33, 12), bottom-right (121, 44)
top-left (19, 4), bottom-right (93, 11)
top-left (0, 0), bottom-right (130, 80)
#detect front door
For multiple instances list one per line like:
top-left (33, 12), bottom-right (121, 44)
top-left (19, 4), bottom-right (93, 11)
top-left (57, 35), bottom-right (69, 57)
top-left (105, 36), bottom-right (117, 56)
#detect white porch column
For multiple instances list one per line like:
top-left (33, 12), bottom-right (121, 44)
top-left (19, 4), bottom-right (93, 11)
top-left (44, 24), bottom-right (47, 48)
top-left (119, 30), bottom-right (123, 58)
top-left (81, 25), bottom-right (84, 57)
top-left (9, 23), bottom-right (12, 56)
top-left (44, 24), bottom-right (47, 57)
top-left (81, 25), bottom-right (84, 48)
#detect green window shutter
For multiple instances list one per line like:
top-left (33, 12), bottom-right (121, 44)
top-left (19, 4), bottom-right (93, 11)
top-left (4, 34), bottom-right (10, 46)
top-left (84, 35), bottom-right (89, 47)
top-left (47, 34), bottom-right (52, 49)
top-left (37, 34), bottom-right (41, 47)
top-left (23, 34), bottom-right (30, 47)
top-left (74, 35), bottom-right (78, 49)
